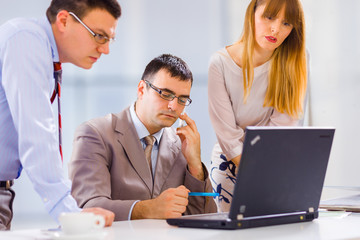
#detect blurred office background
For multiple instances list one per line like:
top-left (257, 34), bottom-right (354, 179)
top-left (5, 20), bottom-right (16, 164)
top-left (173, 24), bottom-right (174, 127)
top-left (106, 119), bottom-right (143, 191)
top-left (1, 0), bottom-right (359, 229)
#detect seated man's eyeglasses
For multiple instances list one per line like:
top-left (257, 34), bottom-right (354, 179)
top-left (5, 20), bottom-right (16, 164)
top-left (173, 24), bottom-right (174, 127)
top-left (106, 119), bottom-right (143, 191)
top-left (144, 80), bottom-right (192, 106)
top-left (68, 12), bottom-right (115, 44)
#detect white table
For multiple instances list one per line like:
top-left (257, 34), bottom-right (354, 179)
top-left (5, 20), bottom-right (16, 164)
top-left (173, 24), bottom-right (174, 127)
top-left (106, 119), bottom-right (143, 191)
top-left (1, 211), bottom-right (360, 240)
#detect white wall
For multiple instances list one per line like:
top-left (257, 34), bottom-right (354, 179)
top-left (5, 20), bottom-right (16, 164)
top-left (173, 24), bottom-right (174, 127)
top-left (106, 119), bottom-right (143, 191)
top-left (301, 0), bottom-right (360, 188)
top-left (1, 0), bottom-right (359, 229)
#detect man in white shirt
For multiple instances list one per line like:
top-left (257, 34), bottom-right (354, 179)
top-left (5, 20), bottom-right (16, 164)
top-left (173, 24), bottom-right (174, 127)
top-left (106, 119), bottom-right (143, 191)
top-left (0, 0), bottom-right (121, 230)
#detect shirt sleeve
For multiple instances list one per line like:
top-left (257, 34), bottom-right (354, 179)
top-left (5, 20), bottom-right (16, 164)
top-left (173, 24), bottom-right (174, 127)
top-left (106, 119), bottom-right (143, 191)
top-left (208, 53), bottom-right (244, 159)
top-left (128, 200), bottom-right (140, 220)
top-left (2, 29), bottom-right (80, 222)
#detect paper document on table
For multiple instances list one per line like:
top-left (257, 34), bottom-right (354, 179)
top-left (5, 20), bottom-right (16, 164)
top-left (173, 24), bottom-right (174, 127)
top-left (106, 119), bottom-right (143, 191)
top-left (324, 186), bottom-right (360, 192)
top-left (320, 194), bottom-right (360, 212)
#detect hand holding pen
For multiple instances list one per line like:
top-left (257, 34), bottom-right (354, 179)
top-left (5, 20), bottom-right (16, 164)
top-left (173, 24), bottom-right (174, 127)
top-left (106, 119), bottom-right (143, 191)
top-left (132, 185), bottom-right (190, 219)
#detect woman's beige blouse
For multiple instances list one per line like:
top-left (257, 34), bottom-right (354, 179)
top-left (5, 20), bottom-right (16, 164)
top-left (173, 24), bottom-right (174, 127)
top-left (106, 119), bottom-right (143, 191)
top-left (208, 48), bottom-right (300, 160)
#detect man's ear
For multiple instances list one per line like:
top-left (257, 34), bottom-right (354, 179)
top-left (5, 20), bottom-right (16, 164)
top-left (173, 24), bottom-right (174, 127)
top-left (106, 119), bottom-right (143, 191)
top-left (54, 10), bottom-right (70, 32)
top-left (137, 80), bottom-right (146, 99)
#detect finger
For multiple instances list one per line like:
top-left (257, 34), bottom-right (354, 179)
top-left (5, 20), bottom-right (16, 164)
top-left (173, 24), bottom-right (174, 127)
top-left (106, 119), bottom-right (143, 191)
top-left (175, 185), bottom-right (190, 196)
top-left (177, 126), bottom-right (198, 145)
top-left (172, 203), bottom-right (187, 213)
top-left (105, 212), bottom-right (115, 227)
top-left (176, 131), bottom-right (190, 145)
top-left (171, 196), bottom-right (189, 210)
top-left (176, 123), bottom-right (197, 137)
top-left (177, 127), bottom-right (199, 147)
top-left (173, 191), bottom-right (189, 199)
top-left (82, 208), bottom-right (115, 227)
top-left (177, 185), bottom-right (190, 192)
top-left (171, 195), bottom-right (188, 205)
top-left (179, 113), bottom-right (198, 132)
top-left (176, 114), bottom-right (187, 131)
top-left (176, 126), bottom-right (193, 140)
top-left (166, 211), bottom-right (183, 219)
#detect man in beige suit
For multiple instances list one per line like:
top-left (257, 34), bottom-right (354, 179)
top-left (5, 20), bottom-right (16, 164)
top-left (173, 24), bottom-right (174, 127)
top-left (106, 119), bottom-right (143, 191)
top-left (69, 54), bottom-right (217, 221)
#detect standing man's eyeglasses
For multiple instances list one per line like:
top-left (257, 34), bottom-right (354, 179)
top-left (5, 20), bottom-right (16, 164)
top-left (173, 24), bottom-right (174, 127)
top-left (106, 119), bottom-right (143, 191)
top-left (144, 80), bottom-right (192, 106)
top-left (68, 12), bottom-right (115, 44)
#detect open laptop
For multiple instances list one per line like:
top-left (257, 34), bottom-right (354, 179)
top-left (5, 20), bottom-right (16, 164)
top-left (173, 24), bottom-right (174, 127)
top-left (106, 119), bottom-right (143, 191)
top-left (167, 126), bottom-right (335, 229)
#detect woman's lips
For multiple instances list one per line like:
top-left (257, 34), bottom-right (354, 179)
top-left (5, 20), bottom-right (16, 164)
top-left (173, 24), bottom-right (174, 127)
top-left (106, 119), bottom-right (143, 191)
top-left (265, 36), bottom-right (277, 43)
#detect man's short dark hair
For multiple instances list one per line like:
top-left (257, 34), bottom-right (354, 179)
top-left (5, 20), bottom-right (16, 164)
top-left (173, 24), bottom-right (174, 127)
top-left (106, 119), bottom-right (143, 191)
top-left (46, 0), bottom-right (121, 23)
top-left (141, 54), bottom-right (193, 86)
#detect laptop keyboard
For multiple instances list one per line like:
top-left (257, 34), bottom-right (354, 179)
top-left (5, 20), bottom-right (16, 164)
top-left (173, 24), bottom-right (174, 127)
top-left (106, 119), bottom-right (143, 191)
top-left (182, 212), bottom-right (229, 220)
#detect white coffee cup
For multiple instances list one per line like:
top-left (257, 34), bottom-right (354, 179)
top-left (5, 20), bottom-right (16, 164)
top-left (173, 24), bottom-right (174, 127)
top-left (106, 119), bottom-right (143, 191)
top-left (58, 212), bottom-right (105, 235)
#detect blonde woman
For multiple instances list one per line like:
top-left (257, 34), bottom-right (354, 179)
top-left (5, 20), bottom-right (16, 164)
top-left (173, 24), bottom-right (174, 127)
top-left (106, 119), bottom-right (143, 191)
top-left (208, 0), bottom-right (307, 212)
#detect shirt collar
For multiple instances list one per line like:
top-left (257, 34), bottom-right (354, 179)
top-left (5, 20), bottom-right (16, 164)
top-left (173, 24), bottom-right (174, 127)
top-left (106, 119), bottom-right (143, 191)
top-left (129, 103), bottom-right (163, 144)
top-left (39, 15), bottom-right (60, 62)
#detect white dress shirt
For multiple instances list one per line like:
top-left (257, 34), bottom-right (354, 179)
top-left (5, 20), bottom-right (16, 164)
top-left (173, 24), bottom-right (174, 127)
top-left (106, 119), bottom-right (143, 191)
top-left (0, 16), bottom-right (80, 221)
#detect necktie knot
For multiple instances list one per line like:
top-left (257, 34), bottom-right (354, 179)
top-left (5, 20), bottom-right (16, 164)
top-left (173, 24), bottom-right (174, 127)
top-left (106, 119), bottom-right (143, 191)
top-left (144, 135), bottom-right (155, 146)
top-left (53, 62), bottom-right (62, 85)
top-left (54, 62), bottom-right (62, 71)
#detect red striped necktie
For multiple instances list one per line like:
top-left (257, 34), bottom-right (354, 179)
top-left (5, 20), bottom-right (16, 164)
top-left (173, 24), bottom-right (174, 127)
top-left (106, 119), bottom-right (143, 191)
top-left (50, 62), bottom-right (63, 162)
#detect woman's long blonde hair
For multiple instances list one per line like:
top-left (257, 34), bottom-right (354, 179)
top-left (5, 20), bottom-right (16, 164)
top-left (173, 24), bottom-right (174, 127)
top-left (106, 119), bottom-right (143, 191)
top-left (240, 0), bottom-right (307, 119)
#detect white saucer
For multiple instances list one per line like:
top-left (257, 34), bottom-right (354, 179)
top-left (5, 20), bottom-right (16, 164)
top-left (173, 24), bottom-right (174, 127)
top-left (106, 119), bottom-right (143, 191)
top-left (46, 231), bottom-right (108, 240)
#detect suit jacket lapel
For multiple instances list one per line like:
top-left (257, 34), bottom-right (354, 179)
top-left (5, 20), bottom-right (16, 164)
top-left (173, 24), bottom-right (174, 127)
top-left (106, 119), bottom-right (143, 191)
top-left (114, 108), bottom-right (153, 194)
top-left (153, 128), bottom-right (180, 197)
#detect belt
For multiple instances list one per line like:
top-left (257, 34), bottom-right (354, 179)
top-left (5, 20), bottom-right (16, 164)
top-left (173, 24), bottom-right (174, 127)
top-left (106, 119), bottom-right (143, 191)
top-left (0, 180), bottom-right (14, 190)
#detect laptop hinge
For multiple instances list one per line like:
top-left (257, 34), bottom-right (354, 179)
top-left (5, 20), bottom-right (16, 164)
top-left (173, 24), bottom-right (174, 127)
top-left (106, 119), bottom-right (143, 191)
top-left (308, 207), bottom-right (314, 213)
top-left (237, 214), bottom-right (244, 220)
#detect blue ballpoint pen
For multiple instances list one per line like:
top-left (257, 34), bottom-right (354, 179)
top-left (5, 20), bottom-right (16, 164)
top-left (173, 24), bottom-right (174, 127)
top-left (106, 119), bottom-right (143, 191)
top-left (188, 192), bottom-right (219, 197)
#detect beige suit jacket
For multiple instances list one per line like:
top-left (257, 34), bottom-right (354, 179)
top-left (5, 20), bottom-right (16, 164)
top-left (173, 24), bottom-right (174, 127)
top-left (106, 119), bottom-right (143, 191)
top-left (69, 107), bottom-right (216, 221)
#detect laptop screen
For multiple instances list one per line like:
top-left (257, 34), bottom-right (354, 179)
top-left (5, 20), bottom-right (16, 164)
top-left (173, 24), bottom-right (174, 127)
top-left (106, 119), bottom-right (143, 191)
top-left (229, 127), bottom-right (335, 220)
